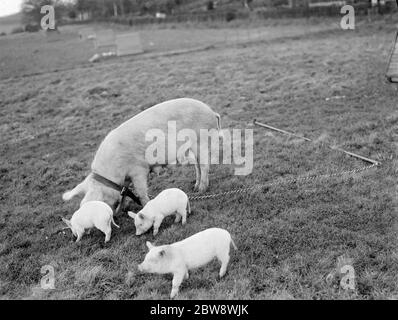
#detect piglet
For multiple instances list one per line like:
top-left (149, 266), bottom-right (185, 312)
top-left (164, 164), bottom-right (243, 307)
top-left (138, 228), bottom-right (237, 299)
top-left (128, 188), bottom-right (190, 236)
top-left (62, 200), bottom-right (119, 243)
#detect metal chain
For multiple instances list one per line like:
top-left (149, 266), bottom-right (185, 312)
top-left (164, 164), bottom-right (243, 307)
top-left (187, 163), bottom-right (378, 201)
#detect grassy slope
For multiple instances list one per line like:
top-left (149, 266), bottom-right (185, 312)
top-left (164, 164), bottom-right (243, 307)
top-left (0, 13), bottom-right (22, 34)
top-left (0, 19), bottom-right (397, 299)
top-left (0, 30), bottom-right (95, 80)
top-left (0, 19), bottom-right (339, 80)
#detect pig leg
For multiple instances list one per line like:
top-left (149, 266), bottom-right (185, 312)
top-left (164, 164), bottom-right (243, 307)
top-left (187, 149), bottom-right (200, 191)
top-left (193, 162), bottom-right (200, 191)
top-left (131, 168), bottom-right (150, 206)
top-left (174, 214), bottom-right (181, 224)
top-left (104, 232), bottom-right (111, 243)
top-left (198, 163), bottom-right (209, 193)
top-left (99, 222), bottom-right (112, 243)
top-left (218, 251), bottom-right (230, 278)
top-left (170, 271), bottom-right (185, 299)
top-left (185, 147), bottom-right (200, 191)
top-left (177, 208), bottom-right (187, 225)
top-left (197, 143), bottom-right (210, 193)
top-left (75, 231), bottom-right (83, 243)
top-left (153, 216), bottom-right (164, 236)
top-left (104, 227), bottom-right (112, 243)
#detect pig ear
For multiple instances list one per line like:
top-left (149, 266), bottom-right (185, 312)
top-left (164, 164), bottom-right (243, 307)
top-left (127, 211), bottom-right (136, 219)
top-left (146, 241), bottom-right (154, 250)
top-left (61, 217), bottom-right (72, 229)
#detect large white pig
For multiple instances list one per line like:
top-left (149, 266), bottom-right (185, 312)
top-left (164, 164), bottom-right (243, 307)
top-left (62, 200), bottom-right (119, 243)
top-left (62, 98), bottom-right (221, 209)
top-left (138, 228), bottom-right (237, 299)
top-left (128, 188), bottom-right (190, 236)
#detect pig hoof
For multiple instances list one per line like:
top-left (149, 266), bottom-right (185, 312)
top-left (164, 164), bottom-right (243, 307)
top-left (198, 185), bottom-right (207, 193)
top-left (170, 292), bottom-right (178, 299)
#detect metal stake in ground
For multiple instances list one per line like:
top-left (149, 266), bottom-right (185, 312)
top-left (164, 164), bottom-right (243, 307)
top-left (253, 119), bottom-right (381, 166)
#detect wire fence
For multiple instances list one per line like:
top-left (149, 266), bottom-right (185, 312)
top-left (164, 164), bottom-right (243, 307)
top-left (91, 3), bottom-right (397, 27)
top-left (186, 163), bottom-right (379, 201)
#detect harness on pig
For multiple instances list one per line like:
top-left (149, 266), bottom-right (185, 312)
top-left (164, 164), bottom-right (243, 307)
top-left (92, 172), bottom-right (142, 208)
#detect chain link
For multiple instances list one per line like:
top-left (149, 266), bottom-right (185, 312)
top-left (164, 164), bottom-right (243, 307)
top-left (187, 163), bottom-right (378, 201)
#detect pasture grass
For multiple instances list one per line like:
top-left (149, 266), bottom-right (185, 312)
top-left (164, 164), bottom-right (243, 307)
top-left (0, 18), bottom-right (397, 299)
top-left (0, 16), bottom-right (349, 80)
top-left (0, 13), bottom-right (22, 35)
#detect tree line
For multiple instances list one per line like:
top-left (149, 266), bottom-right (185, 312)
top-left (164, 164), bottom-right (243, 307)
top-left (22, 0), bottom-right (254, 22)
top-left (21, 0), bottom-right (377, 27)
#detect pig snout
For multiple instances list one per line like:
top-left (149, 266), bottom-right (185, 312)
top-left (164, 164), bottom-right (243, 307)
top-left (138, 262), bottom-right (149, 273)
top-left (135, 224), bottom-right (151, 236)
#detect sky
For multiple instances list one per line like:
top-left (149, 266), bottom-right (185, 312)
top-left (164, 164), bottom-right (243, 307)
top-left (0, 0), bottom-right (23, 17)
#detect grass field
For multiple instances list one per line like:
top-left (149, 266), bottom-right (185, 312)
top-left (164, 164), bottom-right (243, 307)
top-left (0, 18), bottom-right (343, 80)
top-left (0, 13), bottom-right (22, 35)
top-left (0, 17), bottom-right (397, 300)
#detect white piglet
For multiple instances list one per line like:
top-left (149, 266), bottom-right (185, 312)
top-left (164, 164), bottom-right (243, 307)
top-left (128, 188), bottom-right (190, 236)
top-left (138, 228), bottom-right (237, 299)
top-left (62, 201), bottom-right (119, 243)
